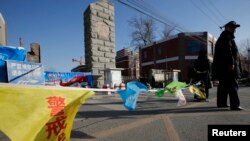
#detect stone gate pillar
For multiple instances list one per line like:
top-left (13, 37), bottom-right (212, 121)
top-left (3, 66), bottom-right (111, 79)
top-left (84, 0), bottom-right (116, 88)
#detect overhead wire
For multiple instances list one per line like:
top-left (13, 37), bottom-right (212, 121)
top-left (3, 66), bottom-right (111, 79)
top-left (116, 0), bottom-right (210, 46)
top-left (129, 0), bottom-right (178, 28)
top-left (199, 0), bottom-right (224, 24)
top-left (127, 0), bottom-right (179, 38)
top-left (123, 0), bottom-right (210, 45)
top-left (140, 0), bottom-right (191, 36)
top-left (137, 0), bottom-right (208, 33)
top-left (119, 0), bottom-right (184, 33)
top-left (207, 0), bottom-right (228, 22)
top-left (116, 0), bottom-right (183, 32)
top-left (189, 0), bottom-right (221, 27)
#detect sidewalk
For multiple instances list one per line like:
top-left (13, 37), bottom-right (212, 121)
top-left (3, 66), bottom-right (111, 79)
top-left (71, 86), bottom-right (250, 141)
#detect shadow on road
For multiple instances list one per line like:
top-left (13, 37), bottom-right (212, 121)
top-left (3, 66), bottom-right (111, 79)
top-left (71, 130), bottom-right (96, 139)
top-left (76, 106), bottom-right (229, 119)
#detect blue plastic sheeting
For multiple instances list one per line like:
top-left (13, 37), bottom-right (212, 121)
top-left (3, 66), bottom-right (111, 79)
top-left (0, 46), bottom-right (26, 82)
top-left (117, 81), bottom-right (148, 111)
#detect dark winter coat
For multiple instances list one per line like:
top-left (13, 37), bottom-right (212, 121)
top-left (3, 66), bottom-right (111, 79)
top-left (194, 51), bottom-right (211, 89)
top-left (212, 31), bottom-right (242, 80)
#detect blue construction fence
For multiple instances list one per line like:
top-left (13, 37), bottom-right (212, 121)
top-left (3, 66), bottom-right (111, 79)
top-left (44, 71), bottom-right (93, 87)
top-left (0, 46), bottom-right (26, 82)
top-left (0, 45), bottom-right (93, 87)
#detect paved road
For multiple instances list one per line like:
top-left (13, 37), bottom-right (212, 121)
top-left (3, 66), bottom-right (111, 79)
top-left (70, 86), bottom-right (250, 141)
top-left (1, 86), bottom-right (248, 141)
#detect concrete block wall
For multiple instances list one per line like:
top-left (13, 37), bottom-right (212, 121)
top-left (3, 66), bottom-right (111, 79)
top-left (84, 0), bottom-right (115, 87)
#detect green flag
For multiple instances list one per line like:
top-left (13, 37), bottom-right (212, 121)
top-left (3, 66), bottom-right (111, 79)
top-left (156, 81), bottom-right (188, 97)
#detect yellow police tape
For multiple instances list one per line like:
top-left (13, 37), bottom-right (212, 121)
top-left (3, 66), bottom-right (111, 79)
top-left (0, 84), bottom-right (94, 141)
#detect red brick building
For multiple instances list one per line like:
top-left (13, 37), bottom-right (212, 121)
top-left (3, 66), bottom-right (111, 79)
top-left (140, 32), bottom-right (216, 82)
top-left (116, 48), bottom-right (133, 76)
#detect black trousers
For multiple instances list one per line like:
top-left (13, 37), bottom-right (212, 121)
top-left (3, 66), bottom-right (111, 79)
top-left (194, 72), bottom-right (210, 99)
top-left (217, 77), bottom-right (240, 108)
top-left (205, 88), bottom-right (209, 98)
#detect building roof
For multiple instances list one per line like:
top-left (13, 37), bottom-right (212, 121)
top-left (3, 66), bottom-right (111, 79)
top-left (141, 31), bottom-right (216, 49)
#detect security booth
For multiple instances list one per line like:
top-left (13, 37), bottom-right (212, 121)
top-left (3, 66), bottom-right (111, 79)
top-left (163, 69), bottom-right (181, 86)
top-left (104, 68), bottom-right (124, 88)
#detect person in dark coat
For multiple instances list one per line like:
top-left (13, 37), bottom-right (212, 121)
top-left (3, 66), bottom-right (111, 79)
top-left (193, 49), bottom-right (211, 100)
top-left (212, 21), bottom-right (243, 110)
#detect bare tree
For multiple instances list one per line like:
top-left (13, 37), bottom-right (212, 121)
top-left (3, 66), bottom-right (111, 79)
top-left (129, 16), bottom-right (156, 51)
top-left (238, 38), bottom-right (250, 78)
top-left (161, 24), bottom-right (176, 39)
top-left (239, 38), bottom-right (250, 57)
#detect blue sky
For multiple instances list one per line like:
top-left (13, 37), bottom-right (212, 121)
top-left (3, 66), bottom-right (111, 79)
top-left (1, 0), bottom-right (250, 72)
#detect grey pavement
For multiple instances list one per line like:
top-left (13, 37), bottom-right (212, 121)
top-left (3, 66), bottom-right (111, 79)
top-left (70, 86), bottom-right (250, 141)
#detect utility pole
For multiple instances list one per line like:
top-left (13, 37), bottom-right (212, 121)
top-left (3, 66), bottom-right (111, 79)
top-left (248, 49), bottom-right (250, 78)
top-left (153, 42), bottom-right (156, 68)
top-left (19, 37), bottom-right (23, 47)
top-left (72, 56), bottom-right (84, 65)
top-left (165, 55), bottom-right (168, 70)
top-left (165, 55), bottom-right (168, 84)
top-left (139, 46), bottom-right (142, 78)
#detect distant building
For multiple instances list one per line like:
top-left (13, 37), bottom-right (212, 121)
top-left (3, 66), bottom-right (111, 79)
top-left (116, 48), bottom-right (140, 79)
top-left (140, 32), bottom-right (216, 82)
top-left (116, 48), bottom-right (133, 76)
top-left (134, 52), bottom-right (140, 79)
top-left (27, 43), bottom-right (41, 63)
top-left (0, 13), bottom-right (7, 46)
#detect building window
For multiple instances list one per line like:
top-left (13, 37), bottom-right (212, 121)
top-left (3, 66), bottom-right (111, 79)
top-left (207, 41), bottom-right (213, 56)
top-left (187, 41), bottom-right (201, 54)
top-left (157, 48), bottom-right (161, 56)
top-left (144, 51), bottom-right (147, 58)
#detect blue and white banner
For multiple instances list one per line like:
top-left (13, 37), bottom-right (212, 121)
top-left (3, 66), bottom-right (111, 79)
top-left (44, 71), bottom-right (93, 87)
top-left (6, 60), bottom-right (45, 85)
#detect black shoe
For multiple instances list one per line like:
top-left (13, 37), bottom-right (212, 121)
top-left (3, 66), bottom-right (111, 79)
top-left (231, 107), bottom-right (244, 111)
top-left (217, 105), bottom-right (229, 108)
top-left (197, 99), bottom-right (206, 102)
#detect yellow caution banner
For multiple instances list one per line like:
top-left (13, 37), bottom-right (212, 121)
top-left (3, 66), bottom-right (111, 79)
top-left (0, 84), bottom-right (94, 141)
top-left (189, 85), bottom-right (206, 99)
